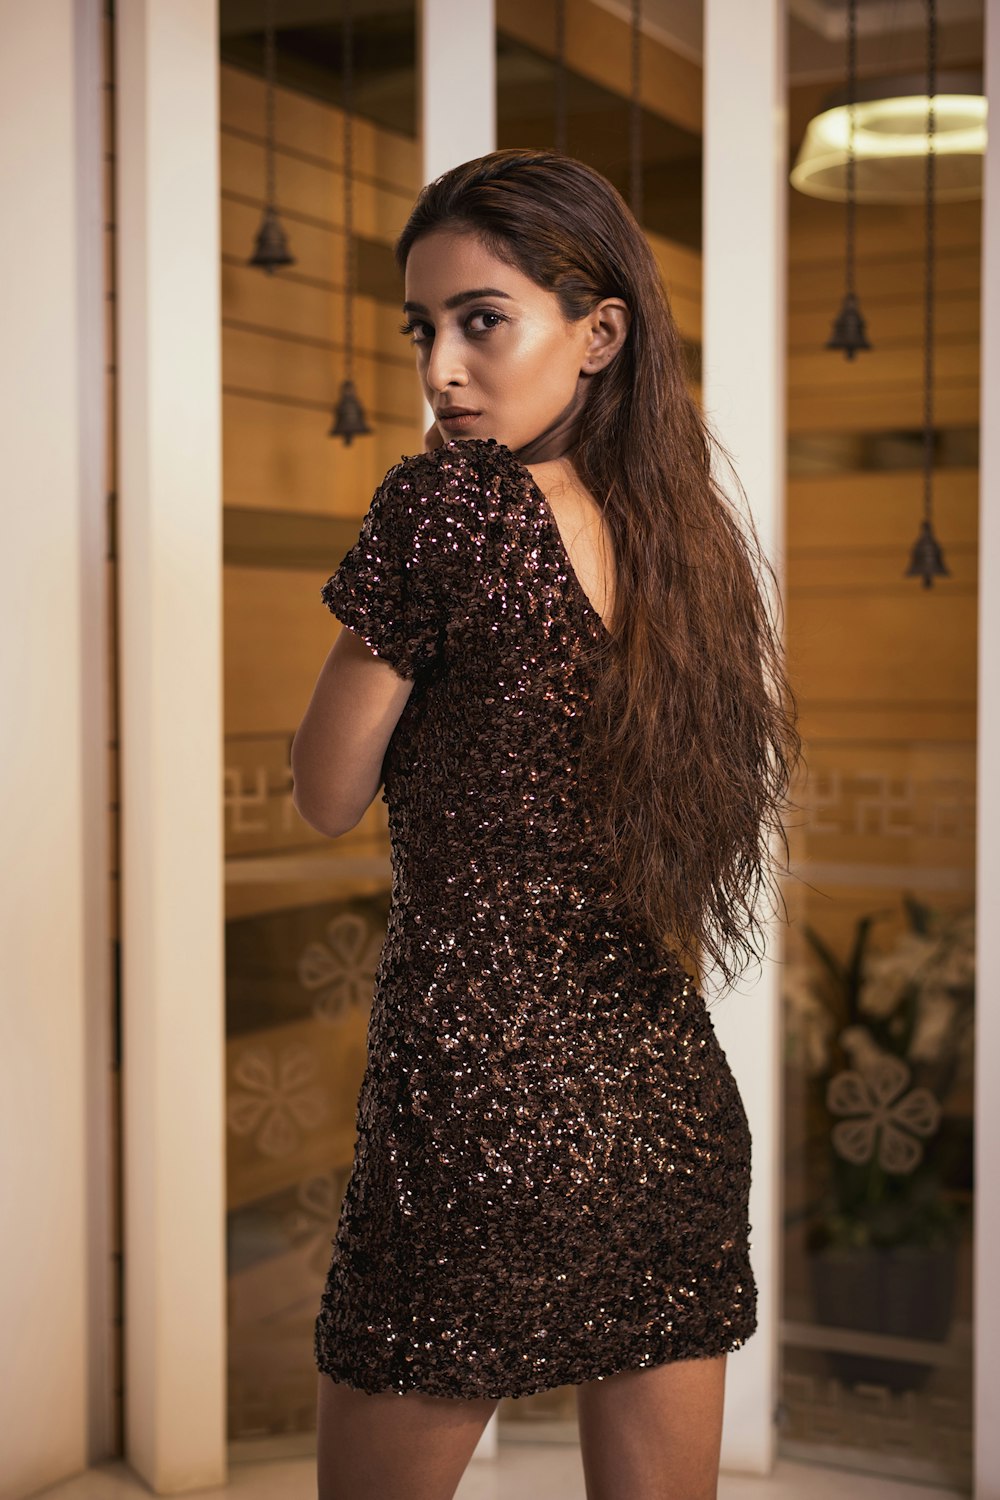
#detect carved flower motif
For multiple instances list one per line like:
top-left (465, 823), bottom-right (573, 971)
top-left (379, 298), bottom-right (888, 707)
top-left (299, 911), bottom-right (383, 1026)
top-left (284, 1166), bottom-right (353, 1276)
top-left (227, 1042), bottom-right (328, 1158)
top-left (826, 1053), bottom-right (941, 1174)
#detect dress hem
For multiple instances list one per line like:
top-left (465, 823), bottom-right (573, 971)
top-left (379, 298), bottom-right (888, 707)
top-left (313, 1322), bottom-right (758, 1402)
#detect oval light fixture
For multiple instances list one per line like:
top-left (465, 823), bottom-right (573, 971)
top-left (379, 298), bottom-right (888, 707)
top-left (791, 67), bottom-right (985, 203)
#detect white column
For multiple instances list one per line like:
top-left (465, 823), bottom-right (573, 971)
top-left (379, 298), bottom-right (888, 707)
top-left (0, 0), bottom-right (107, 1492)
top-left (417, 0), bottom-right (498, 1458)
top-left (702, 0), bottom-right (786, 1474)
top-left (420, 0), bottom-right (496, 187)
top-left (116, 1), bottom-right (227, 1490)
top-left (975, 4), bottom-right (1000, 1495)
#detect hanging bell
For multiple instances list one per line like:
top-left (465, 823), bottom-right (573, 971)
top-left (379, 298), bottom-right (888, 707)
top-left (329, 378), bottom-right (372, 445)
top-left (904, 518), bottom-right (950, 589)
top-left (825, 290), bottom-right (872, 360)
top-left (248, 205), bottom-right (296, 274)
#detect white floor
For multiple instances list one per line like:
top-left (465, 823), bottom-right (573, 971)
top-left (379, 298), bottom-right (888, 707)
top-left (32, 1447), bottom-right (967, 1499)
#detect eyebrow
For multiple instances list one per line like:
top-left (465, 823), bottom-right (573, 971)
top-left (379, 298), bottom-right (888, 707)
top-left (401, 287), bottom-right (516, 315)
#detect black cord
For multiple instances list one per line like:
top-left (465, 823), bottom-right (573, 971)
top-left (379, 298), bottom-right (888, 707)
top-left (264, 0), bottom-right (276, 210)
top-left (923, 0), bottom-right (937, 520)
top-left (555, 0), bottom-right (567, 154)
top-left (343, 0), bottom-right (354, 381)
top-left (630, 0), bottom-right (642, 223)
top-left (845, 0), bottom-right (856, 295)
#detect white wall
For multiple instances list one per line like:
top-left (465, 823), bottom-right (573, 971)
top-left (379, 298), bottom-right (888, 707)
top-left (0, 1), bottom-right (109, 1494)
top-left (703, 0), bottom-right (787, 1473)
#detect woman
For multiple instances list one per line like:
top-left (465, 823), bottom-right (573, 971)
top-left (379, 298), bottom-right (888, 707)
top-left (292, 149), bottom-right (802, 1500)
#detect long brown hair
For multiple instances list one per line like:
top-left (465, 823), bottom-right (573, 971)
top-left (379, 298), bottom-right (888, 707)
top-left (395, 149), bottom-right (803, 992)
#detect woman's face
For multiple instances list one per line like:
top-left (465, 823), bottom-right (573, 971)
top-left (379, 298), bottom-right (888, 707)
top-left (402, 227), bottom-right (628, 461)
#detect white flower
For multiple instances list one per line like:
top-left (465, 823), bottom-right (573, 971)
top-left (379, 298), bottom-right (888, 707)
top-left (858, 931), bottom-right (937, 1019)
top-left (908, 988), bottom-right (958, 1065)
top-left (827, 1053), bottom-right (941, 1173)
top-left (299, 911), bottom-right (383, 1026)
top-left (227, 1042), bottom-right (329, 1159)
top-left (926, 918), bottom-right (975, 989)
top-left (782, 966), bottom-right (834, 1076)
top-left (838, 1024), bottom-right (889, 1075)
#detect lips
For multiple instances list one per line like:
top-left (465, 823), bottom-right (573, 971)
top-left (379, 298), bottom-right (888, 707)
top-left (437, 408), bottom-right (480, 419)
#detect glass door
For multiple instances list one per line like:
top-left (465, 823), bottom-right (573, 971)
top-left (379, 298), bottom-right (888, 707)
top-left (218, 2), bottom-right (420, 1445)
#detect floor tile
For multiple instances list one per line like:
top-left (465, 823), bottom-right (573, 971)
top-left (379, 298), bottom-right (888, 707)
top-left (32, 1448), bottom-right (967, 1499)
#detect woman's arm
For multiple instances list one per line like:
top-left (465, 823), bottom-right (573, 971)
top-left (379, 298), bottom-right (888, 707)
top-left (290, 626), bottom-right (413, 837)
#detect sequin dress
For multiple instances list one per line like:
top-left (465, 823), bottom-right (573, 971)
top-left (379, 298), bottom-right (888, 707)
top-left (312, 436), bottom-right (757, 1399)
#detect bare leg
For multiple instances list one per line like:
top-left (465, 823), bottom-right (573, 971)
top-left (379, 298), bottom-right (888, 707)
top-left (316, 1371), bottom-right (499, 1500)
top-left (575, 1353), bottom-right (727, 1500)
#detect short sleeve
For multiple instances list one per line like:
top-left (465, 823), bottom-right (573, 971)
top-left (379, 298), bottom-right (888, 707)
top-left (320, 446), bottom-right (479, 682)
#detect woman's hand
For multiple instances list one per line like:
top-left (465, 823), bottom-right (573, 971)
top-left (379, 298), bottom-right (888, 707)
top-left (424, 420), bottom-right (444, 452)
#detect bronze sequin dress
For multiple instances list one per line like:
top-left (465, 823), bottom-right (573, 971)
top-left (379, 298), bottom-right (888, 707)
top-left (313, 437), bottom-right (757, 1399)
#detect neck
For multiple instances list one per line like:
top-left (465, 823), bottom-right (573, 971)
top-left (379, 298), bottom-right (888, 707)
top-left (514, 382), bottom-right (589, 466)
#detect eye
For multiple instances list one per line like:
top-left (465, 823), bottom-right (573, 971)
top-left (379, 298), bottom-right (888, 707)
top-left (398, 318), bottom-right (431, 344)
top-left (467, 310), bottom-right (507, 335)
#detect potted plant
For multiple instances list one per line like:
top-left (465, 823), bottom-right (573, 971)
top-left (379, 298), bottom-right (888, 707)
top-left (783, 892), bottom-right (974, 1390)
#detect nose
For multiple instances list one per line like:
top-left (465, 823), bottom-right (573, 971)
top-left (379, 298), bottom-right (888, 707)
top-left (424, 327), bottom-right (468, 395)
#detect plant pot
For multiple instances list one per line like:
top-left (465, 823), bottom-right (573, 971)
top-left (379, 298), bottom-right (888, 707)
top-left (808, 1242), bottom-right (958, 1392)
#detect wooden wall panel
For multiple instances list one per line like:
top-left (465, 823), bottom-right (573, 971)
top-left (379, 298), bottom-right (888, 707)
top-left (788, 468), bottom-right (978, 549)
top-left (789, 292), bottom-right (979, 348)
top-left (787, 193), bottom-right (981, 435)
top-left (789, 590), bottom-right (977, 701)
top-left (223, 249), bottom-right (403, 336)
top-left (497, 0), bottom-right (702, 135)
top-left (222, 323), bottom-right (415, 417)
top-left (788, 183), bottom-right (982, 263)
top-left (783, 89), bottom-right (980, 1001)
top-left (225, 564), bottom-right (367, 738)
top-left (220, 63), bottom-right (419, 186)
top-left (648, 231), bottom-right (701, 341)
top-left (223, 394), bottom-right (416, 517)
top-left (226, 1016), bottom-right (365, 1214)
top-left (221, 61), bottom-right (424, 925)
top-left (221, 131), bottom-right (413, 243)
top-left (790, 382), bottom-right (978, 433)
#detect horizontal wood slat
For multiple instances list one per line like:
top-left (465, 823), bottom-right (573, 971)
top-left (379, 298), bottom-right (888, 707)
top-left (223, 392), bottom-right (418, 516)
top-left (223, 254), bottom-right (411, 351)
top-left (225, 564), bottom-right (376, 736)
top-left (788, 547), bottom-right (975, 590)
top-left (789, 292), bottom-right (979, 348)
top-left (221, 62), bottom-right (418, 187)
top-left (787, 589), bottom-right (978, 703)
top-left (790, 382), bottom-right (979, 433)
top-left (794, 702), bottom-right (977, 745)
top-left (221, 131), bottom-right (413, 246)
top-left (497, 0), bottom-right (702, 135)
top-left (222, 323), bottom-right (416, 417)
top-left (789, 338), bottom-right (979, 396)
top-left (787, 468), bottom-right (978, 549)
top-left (787, 192), bottom-right (982, 266)
top-left (789, 246), bottom-right (980, 306)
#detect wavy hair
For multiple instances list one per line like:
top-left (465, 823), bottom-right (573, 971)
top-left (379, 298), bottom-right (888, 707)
top-left (394, 149), bottom-right (804, 992)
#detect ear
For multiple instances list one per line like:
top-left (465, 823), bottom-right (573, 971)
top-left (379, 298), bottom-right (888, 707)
top-left (580, 298), bottom-right (631, 375)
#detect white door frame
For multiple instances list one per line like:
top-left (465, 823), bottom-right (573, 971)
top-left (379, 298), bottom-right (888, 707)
top-left (703, 0), bottom-right (787, 1473)
top-left (116, 0), bottom-right (227, 1490)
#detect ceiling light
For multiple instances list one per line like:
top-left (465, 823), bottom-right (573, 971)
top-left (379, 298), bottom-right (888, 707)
top-left (791, 68), bottom-right (985, 203)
